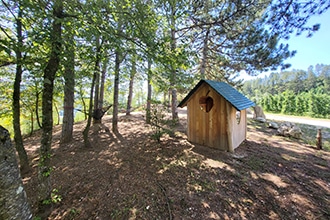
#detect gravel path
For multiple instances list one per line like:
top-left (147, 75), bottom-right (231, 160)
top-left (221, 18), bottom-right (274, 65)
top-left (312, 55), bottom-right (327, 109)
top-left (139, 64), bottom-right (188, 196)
top-left (265, 113), bottom-right (330, 129)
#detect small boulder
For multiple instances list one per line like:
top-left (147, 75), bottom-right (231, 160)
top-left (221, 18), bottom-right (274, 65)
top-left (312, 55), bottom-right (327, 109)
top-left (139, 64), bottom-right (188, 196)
top-left (277, 121), bottom-right (302, 139)
top-left (255, 117), bottom-right (266, 123)
top-left (288, 126), bottom-right (302, 139)
top-left (253, 106), bottom-right (266, 119)
top-left (268, 121), bottom-right (279, 129)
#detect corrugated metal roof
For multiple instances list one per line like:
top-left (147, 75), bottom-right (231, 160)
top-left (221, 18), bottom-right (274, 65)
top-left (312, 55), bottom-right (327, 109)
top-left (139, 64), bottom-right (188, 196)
top-left (178, 79), bottom-right (255, 111)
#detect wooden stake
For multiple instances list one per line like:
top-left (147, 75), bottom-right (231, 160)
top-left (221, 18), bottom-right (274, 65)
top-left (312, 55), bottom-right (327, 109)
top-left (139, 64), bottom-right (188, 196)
top-left (316, 129), bottom-right (322, 150)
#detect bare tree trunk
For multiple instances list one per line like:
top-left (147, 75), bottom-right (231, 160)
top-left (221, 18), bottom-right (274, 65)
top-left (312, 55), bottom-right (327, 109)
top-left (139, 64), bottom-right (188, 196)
top-left (169, 8), bottom-right (178, 121)
top-left (0, 126), bottom-right (32, 220)
top-left (13, 4), bottom-right (29, 174)
top-left (146, 60), bottom-right (152, 124)
top-left (29, 109), bottom-right (34, 136)
top-left (54, 103), bottom-right (60, 125)
top-left (35, 89), bottom-right (42, 129)
top-left (199, 2), bottom-right (210, 79)
top-left (78, 85), bottom-right (88, 120)
top-left (61, 26), bottom-right (75, 143)
top-left (126, 52), bottom-right (136, 115)
top-left (93, 37), bottom-right (101, 124)
top-left (99, 58), bottom-right (108, 110)
top-left (112, 49), bottom-right (121, 133)
top-left (38, 0), bottom-right (62, 215)
top-left (83, 38), bottom-right (101, 146)
top-left (200, 28), bottom-right (210, 79)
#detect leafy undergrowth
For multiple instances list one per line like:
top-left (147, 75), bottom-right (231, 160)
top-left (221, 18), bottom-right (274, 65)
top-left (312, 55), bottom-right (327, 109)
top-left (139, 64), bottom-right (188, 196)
top-left (23, 112), bottom-right (330, 219)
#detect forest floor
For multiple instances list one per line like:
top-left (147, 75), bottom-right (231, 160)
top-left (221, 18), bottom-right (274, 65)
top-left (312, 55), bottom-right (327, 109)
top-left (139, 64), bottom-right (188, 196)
top-left (22, 111), bottom-right (330, 220)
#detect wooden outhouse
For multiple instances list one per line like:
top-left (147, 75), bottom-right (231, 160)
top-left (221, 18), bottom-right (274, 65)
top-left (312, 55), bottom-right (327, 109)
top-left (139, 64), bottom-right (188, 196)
top-left (178, 79), bottom-right (255, 152)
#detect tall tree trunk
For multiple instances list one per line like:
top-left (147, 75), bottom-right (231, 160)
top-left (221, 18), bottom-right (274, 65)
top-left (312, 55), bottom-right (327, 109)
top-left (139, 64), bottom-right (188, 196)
top-left (13, 3), bottom-right (29, 174)
top-left (29, 109), bottom-right (34, 136)
top-left (200, 28), bottom-right (210, 79)
top-left (200, 2), bottom-right (210, 79)
top-left (35, 89), bottom-right (42, 129)
top-left (38, 0), bottom-right (63, 214)
top-left (93, 37), bottom-right (101, 124)
top-left (54, 103), bottom-right (60, 125)
top-left (146, 60), bottom-right (152, 124)
top-left (61, 26), bottom-right (75, 144)
top-left (170, 6), bottom-right (178, 121)
top-left (99, 58), bottom-right (107, 110)
top-left (126, 52), bottom-right (136, 115)
top-left (78, 85), bottom-right (88, 120)
top-left (0, 126), bottom-right (32, 220)
top-left (112, 49), bottom-right (121, 133)
top-left (83, 38), bottom-right (101, 146)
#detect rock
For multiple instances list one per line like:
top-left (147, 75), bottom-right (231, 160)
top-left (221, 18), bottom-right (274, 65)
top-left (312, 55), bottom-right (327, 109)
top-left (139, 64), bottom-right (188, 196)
top-left (0, 126), bottom-right (32, 219)
top-left (277, 121), bottom-right (302, 139)
top-left (255, 117), bottom-right (266, 123)
top-left (253, 106), bottom-right (266, 119)
top-left (268, 121), bottom-right (279, 129)
top-left (288, 126), bottom-right (302, 139)
top-left (277, 126), bottom-right (288, 136)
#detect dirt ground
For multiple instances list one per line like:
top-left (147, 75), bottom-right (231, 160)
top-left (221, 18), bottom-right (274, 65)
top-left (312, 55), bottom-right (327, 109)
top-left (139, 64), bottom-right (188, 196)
top-left (22, 111), bottom-right (330, 220)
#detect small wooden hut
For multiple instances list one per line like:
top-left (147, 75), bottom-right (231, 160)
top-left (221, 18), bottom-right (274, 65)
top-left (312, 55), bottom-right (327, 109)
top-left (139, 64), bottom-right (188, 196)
top-left (178, 79), bottom-right (255, 152)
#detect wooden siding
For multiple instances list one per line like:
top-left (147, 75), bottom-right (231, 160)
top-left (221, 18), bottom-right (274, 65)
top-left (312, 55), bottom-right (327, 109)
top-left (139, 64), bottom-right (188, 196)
top-left (228, 108), bottom-right (247, 150)
top-left (185, 82), bottom-right (247, 151)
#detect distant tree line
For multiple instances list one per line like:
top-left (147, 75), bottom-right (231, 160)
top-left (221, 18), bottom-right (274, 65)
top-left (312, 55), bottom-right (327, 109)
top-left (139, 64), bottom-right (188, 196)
top-left (242, 64), bottom-right (330, 118)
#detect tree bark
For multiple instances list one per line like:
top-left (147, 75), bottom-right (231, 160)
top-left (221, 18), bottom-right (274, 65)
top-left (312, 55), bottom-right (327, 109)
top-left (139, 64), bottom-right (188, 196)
top-left (83, 38), bottom-right (101, 146)
top-left (92, 37), bottom-right (101, 124)
top-left (112, 49), bottom-right (121, 133)
top-left (146, 59), bottom-right (152, 124)
top-left (0, 126), bottom-right (32, 220)
top-left (13, 3), bottom-right (30, 174)
top-left (38, 0), bottom-right (63, 213)
top-left (170, 6), bottom-right (178, 121)
top-left (200, 28), bottom-right (210, 79)
top-left (35, 89), bottom-right (42, 129)
top-left (99, 58), bottom-right (108, 110)
top-left (61, 26), bottom-right (75, 144)
top-left (78, 85), bottom-right (88, 120)
top-left (54, 103), bottom-right (60, 125)
top-left (126, 52), bottom-right (136, 115)
top-left (29, 109), bottom-right (34, 136)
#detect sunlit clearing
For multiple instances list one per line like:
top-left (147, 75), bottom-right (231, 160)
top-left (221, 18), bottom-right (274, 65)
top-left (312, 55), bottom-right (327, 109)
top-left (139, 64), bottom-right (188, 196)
top-left (259, 173), bottom-right (288, 188)
top-left (203, 158), bottom-right (235, 172)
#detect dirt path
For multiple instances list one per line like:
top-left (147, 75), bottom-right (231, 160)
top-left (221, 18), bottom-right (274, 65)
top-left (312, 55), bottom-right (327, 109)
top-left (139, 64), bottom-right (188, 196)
top-left (265, 113), bottom-right (330, 128)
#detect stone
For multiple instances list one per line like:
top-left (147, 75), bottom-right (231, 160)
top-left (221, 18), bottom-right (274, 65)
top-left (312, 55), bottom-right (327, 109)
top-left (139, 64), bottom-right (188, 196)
top-left (288, 126), bottom-right (303, 139)
top-left (0, 126), bottom-right (32, 219)
top-left (253, 106), bottom-right (266, 119)
top-left (277, 122), bottom-right (302, 139)
top-left (255, 117), bottom-right (266, 123)
top-left (268, 121), bottom-right (279, 129)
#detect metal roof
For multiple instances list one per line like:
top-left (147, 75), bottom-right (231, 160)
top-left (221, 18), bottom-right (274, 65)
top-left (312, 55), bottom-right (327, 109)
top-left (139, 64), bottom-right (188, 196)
top-left (178, 79), bottom-right (255, 111)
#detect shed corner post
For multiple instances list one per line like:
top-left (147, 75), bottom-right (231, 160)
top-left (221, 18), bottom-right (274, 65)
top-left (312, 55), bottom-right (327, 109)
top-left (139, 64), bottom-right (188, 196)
top-left (226, 102), bottom-right (234, 153)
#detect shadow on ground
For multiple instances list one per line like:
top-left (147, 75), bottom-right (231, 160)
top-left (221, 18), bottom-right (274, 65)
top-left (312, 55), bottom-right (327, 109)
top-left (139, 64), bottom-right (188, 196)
top-left (23, 113), bottom-right (330, 220)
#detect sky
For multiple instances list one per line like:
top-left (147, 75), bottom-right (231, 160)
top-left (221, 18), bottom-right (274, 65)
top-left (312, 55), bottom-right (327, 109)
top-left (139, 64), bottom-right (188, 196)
top-left (240, 9), bottom-right (330, 80)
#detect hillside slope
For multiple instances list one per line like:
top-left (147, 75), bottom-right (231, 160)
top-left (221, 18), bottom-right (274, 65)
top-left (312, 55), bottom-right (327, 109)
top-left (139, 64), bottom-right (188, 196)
top-left (23, 112), bottom-right (330, 219)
